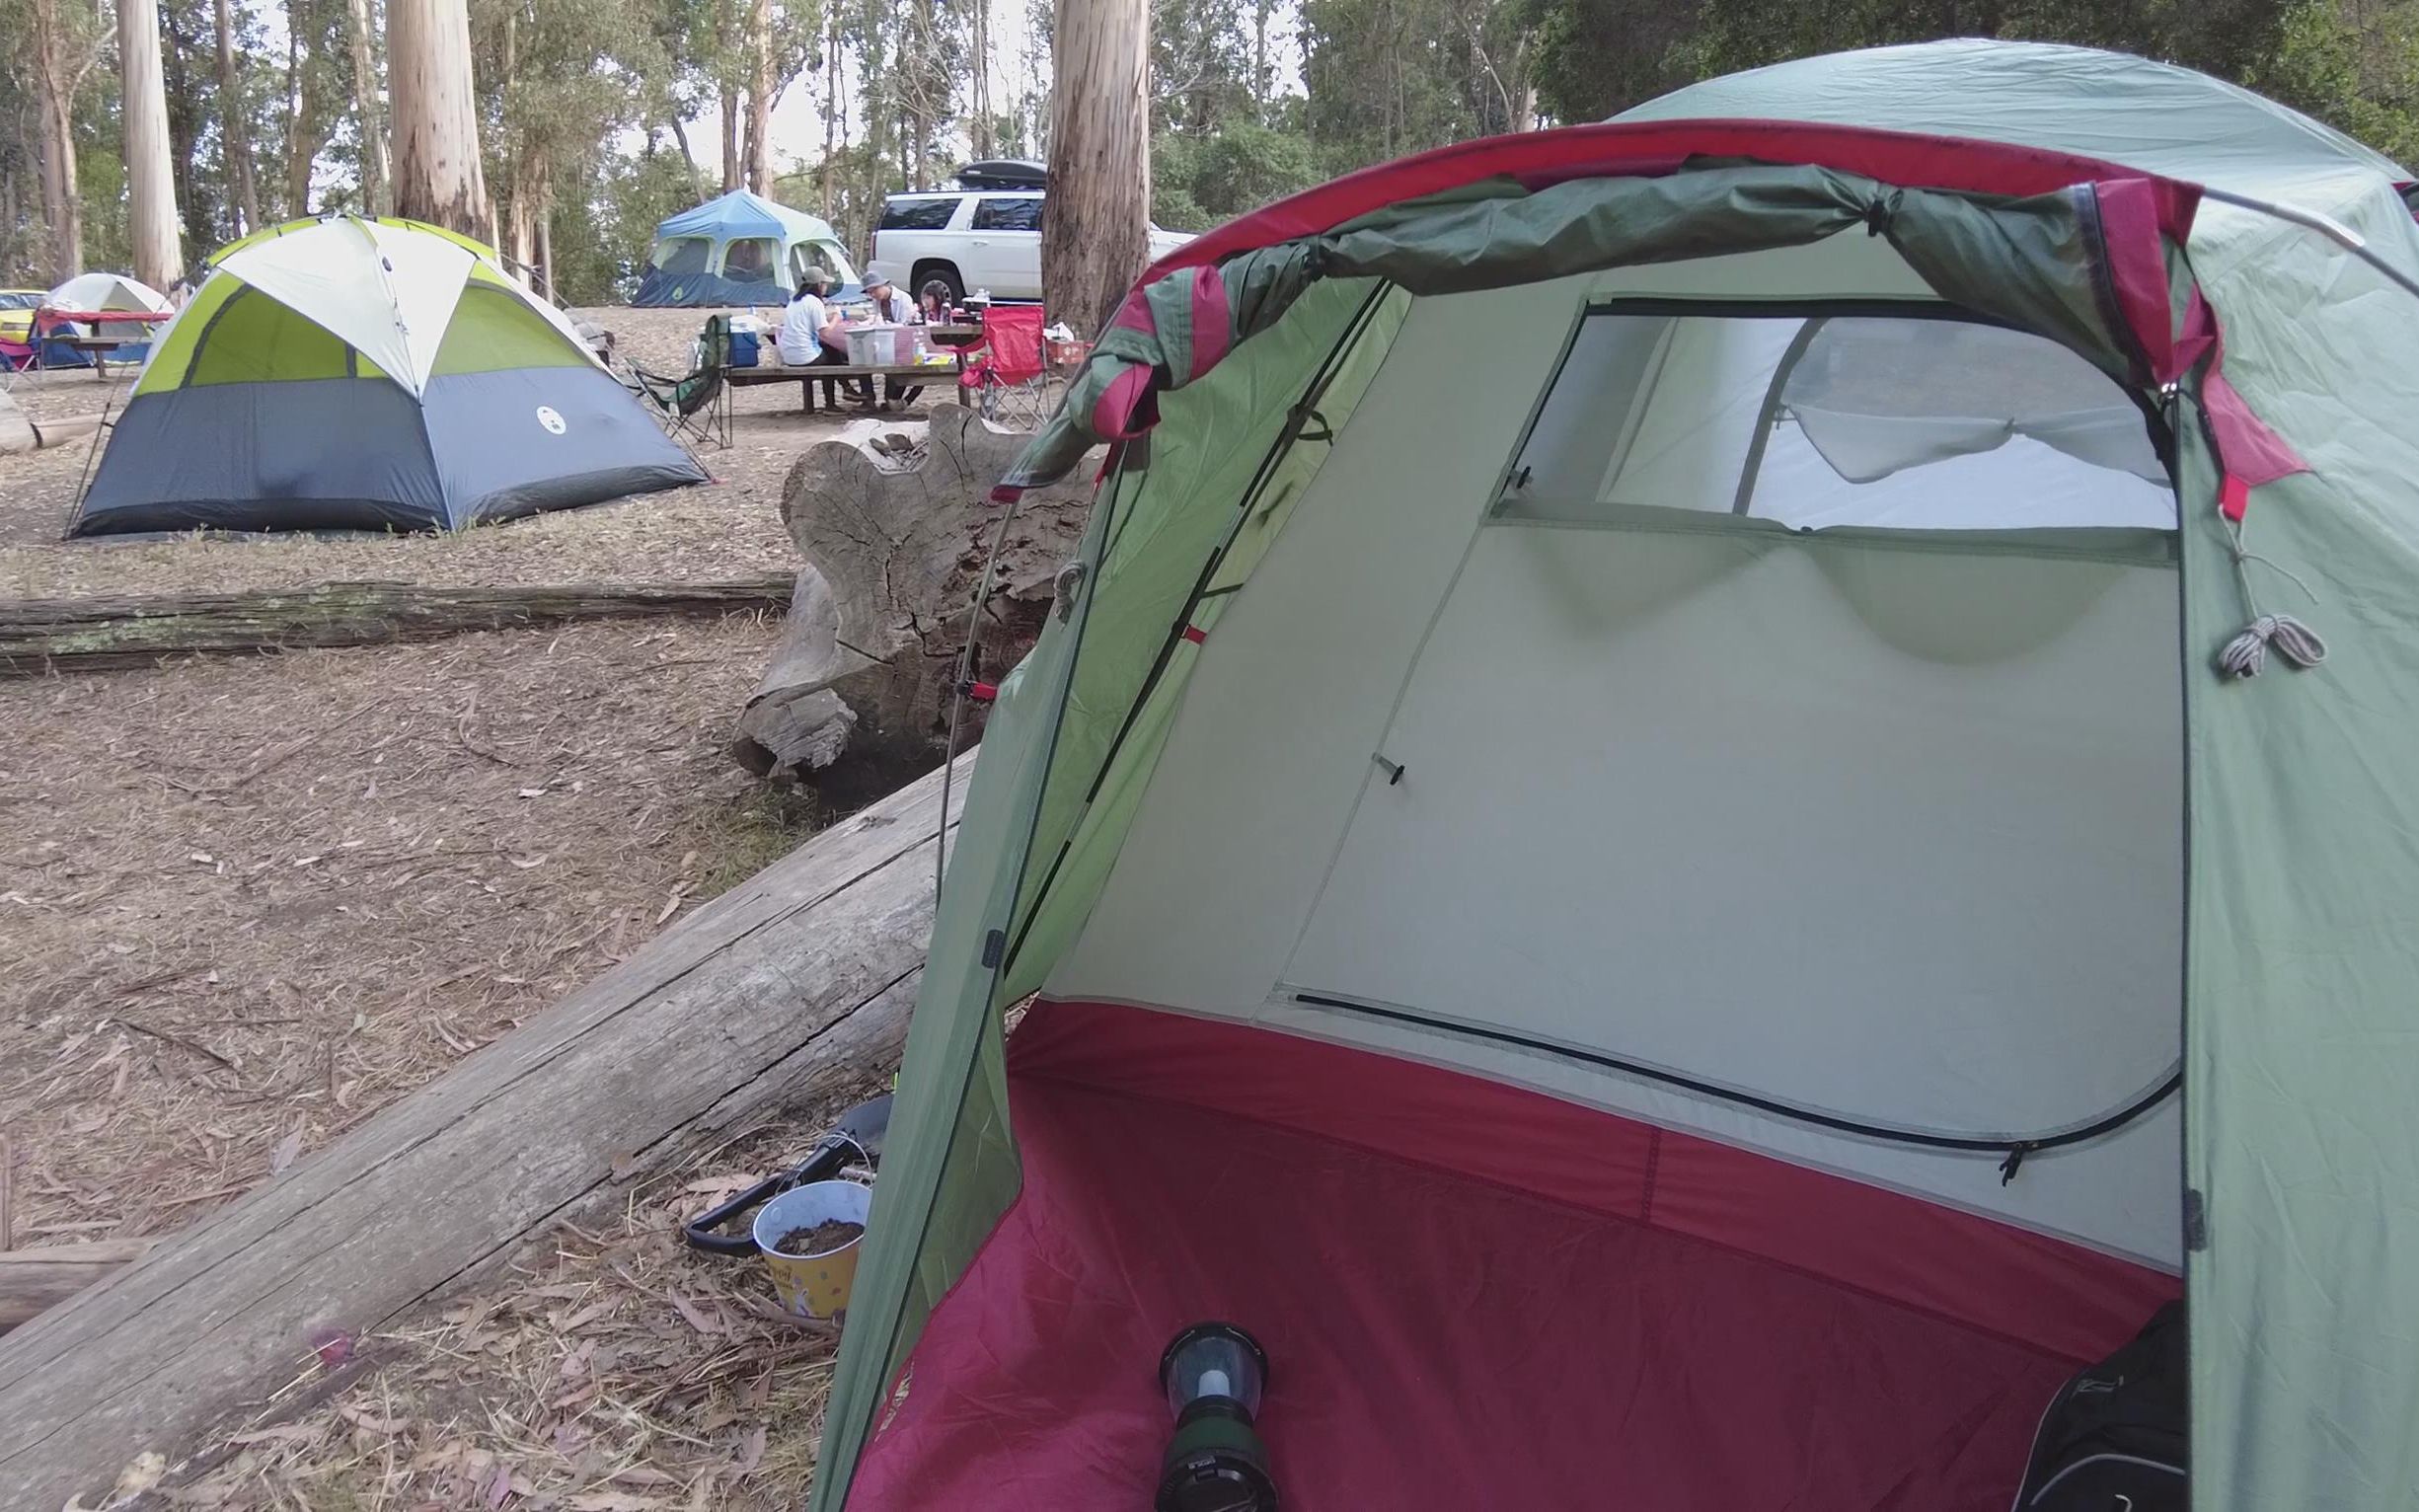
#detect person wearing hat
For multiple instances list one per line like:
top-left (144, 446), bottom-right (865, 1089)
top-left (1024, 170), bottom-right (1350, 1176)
top-left (865, 271), bottom-right (914, 326)
top-left (863, 272), bottom-right (926, 411)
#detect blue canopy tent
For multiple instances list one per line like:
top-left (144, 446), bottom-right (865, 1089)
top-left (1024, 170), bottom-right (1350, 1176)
top-left (634, 190), bottom-right (861, 307)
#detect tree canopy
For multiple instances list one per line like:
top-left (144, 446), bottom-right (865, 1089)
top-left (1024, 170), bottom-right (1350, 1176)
top-left (0, 0), bottom-right (2410, 300)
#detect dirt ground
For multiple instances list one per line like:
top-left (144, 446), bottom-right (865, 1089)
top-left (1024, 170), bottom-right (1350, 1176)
top-left (0, 305), bottom-right (962, 1510)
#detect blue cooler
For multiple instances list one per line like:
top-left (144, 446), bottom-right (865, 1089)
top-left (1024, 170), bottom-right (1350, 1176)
top-left (726, 329), bottom-right (761, 368)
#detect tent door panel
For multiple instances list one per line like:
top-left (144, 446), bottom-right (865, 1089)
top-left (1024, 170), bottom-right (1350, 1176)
top-left (1278, 519), bottom-right (2184, 1261)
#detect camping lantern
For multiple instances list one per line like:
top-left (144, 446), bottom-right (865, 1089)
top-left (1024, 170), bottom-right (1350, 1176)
top-left (1156, 1323), bottom-right (1277, 1512)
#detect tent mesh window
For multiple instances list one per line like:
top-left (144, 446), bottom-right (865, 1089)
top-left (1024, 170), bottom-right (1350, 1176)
top-left (719, 237), bottom-right (780, 283)
top-left (1499, 305), bottom-right (2174, 532)
top-left (651, 236), bottom-right (712, 275)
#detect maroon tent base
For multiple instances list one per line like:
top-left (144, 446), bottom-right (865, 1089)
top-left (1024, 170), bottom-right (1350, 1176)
top-left (852, 1002), bottom-right (2178, 1511)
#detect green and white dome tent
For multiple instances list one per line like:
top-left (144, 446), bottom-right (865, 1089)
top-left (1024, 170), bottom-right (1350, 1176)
top-left (807, 40), bottom-right (2419, 1512)
top-left (70, 214), bottom-right (705, 535)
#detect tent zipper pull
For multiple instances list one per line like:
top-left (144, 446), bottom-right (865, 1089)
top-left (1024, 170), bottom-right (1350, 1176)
top-left (1998, 1141), bottom-right (2038, 1185)
top-left (1371, 753), bottom-right (1406, 787)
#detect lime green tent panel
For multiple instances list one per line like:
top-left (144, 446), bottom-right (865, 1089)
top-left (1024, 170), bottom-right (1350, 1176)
top-left (430, 286), bottom-right (590, 375)
top-left (182, 285), bottom-right (361, 386)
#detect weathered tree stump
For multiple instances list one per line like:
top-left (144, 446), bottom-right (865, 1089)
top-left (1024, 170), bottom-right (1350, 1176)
top-left (731, 403), bottom-right (1096, 795)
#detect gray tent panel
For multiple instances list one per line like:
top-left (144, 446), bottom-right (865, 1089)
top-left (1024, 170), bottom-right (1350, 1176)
top-left (418, 365), bottom-right (711, 529)
top-left (72, 380), bottom-right (447, 536)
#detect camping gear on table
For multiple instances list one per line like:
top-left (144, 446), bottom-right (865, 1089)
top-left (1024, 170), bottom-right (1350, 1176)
top-left (802, 39), bottom-right (2419, 1512)
top-left (845, 323), bottom-right (912, 367)
top-left (753, 1179), bottom-right (874, 1319)
top-left (2013, 1302), bottom-right (2187, 1510)
top-left (70, 215), bottom-right (706, 535)
top-left (635, 189), bottom-right (859, 308)
top-left (725, 324), bottom-right (762, 368)
top-left (1156, 1323), bottom-right (1277, 1512)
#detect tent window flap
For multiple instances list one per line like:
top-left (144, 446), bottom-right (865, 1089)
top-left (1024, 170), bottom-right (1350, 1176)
top-left (1499, 304), bottom-right (2174, 532)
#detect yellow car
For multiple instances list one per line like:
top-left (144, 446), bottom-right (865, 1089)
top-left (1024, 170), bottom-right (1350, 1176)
top-left (0, 288), bottom-right (42, 347)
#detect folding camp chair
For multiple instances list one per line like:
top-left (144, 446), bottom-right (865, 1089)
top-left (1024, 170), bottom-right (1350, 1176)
top-left (956, 306), bottom-right (1054, 429)
top-left (627, 313), bottom-right (733, 448)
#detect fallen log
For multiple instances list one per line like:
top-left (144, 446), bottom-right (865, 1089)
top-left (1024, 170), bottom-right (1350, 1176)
top-left (0, 1243), bottom-right (152, 1334)
top-left (731, 403), bottom-right (1093, 793)
top-left (0, 751), bottom-right (968, 1510)
top-left (0, 576), bottom-right (795, 675)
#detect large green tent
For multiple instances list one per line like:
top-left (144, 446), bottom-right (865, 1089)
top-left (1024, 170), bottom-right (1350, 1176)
top-left (813, 41), bottom-right (2419, 1510)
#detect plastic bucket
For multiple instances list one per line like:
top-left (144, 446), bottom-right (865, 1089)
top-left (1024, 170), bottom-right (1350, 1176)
top-left (754, 1179), bottom-right (872, 1319)
top-left (846, 325), bottom-right (904, 366)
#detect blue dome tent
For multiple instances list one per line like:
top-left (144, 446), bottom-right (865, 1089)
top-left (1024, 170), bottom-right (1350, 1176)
top-left (635, 189), bottom-right (861, 307)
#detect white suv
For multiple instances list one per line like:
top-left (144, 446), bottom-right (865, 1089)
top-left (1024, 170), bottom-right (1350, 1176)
top-left (867, 189), bottom-right (1192, 305)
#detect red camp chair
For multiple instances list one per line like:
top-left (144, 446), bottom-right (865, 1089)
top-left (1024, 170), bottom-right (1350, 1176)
top-left (957, 305), bottom-right (1053, 428)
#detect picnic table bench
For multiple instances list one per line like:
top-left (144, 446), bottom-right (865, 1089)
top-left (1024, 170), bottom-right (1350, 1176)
top-left (724, 356), bottom-right (963, 414)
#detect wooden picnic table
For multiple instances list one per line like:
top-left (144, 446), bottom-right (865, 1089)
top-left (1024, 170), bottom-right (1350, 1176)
top-left (34, 307), bottom-right (172, 379)
top-left (48, 336), bottom-right (140, 378)
top-left (724, 355), bottom-right (963, 414)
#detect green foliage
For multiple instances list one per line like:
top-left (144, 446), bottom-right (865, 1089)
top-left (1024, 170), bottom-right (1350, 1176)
top-left (1153, 120), bottom-right (1325, 231)
top-left (551, 146), bottom-right (714, 303)
top-left (2254, 0), bottom-right (2419, 165)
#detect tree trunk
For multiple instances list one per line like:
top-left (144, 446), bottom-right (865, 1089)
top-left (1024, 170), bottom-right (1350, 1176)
top-left (498, 5), bottom-right (526, 267)
top-left (1041, 0), bottom-right (1150, 337)
top-left (343, 0), bottom-right (388, 215)
top-left (818, 6), bottom-right (839, 211)
top-left (531, 158), bottom-right (553, 299)
top-left (719, 81), bottom-right (740, 191)
top-left (0, 755), bottom-right (960, 1512)
top-left (0, 578), bottom-right (794, 676)
top-left (387, 0), bottom-right (490, 236)
top-left (746, 0), bottom-right (773, 195)
top-left (212, 0), bottom-right (262, 232)
top-left (732, 405), bottom-right (1094, 793)
top-left (1252, 0), bottom-right (1270, 113)
top-left (970, 0), bottom-right (995, 156)
top-left (285, 0), bottom-right (304, 211)
top-left (29, 0), bottom-right (81, 281)
top-left (118, 0), bottom-right (185, 290)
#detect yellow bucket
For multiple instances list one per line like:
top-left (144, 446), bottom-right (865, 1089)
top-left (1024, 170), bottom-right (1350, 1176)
top-left (753, 1179), bottom-right (872, 1319)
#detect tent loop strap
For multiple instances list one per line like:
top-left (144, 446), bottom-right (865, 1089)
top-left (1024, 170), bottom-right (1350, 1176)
top-left (1860, 189), bottom-right (1902, 237)
top-left (2215, 516), bottom-right (2327, 679)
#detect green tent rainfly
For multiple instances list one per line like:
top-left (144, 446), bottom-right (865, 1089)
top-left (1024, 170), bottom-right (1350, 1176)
top-left (813, 41), bottom-right (2419, 1512)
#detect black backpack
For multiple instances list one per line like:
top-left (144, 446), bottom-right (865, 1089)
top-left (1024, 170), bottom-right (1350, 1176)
top-left (2012, 1301), bottom-right (2187, 1511)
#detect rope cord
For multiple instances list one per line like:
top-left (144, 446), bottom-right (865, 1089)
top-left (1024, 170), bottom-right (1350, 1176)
top-left (2215, 517), bottom-right (2327, 678)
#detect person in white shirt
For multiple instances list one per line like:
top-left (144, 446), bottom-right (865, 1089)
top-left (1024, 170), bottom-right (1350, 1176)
top-left (776, 270), bottom-right (870, 403)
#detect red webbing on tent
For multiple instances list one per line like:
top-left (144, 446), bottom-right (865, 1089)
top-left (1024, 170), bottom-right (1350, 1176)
top-left (1144, 119), bottom-right (2202, 285)
top-left (848, 1001), bottom-right (2178, 1512)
